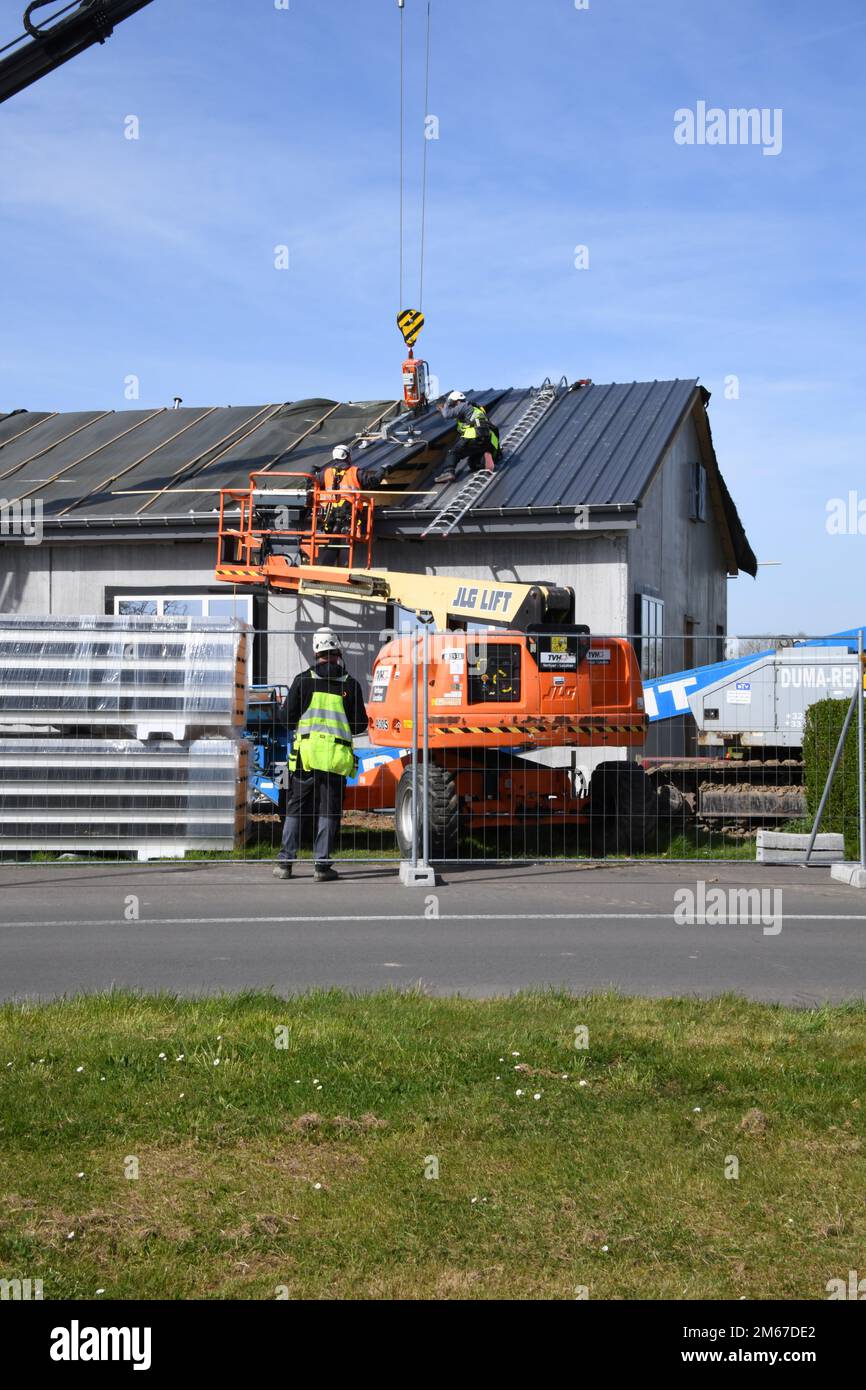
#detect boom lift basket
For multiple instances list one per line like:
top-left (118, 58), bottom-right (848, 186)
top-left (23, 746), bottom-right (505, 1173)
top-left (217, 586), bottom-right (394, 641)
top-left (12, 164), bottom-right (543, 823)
top-left (217, 470), bottom-right (374, 579)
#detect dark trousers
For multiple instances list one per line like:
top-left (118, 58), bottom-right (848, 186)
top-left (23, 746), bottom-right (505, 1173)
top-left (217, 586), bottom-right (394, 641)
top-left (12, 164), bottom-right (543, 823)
top-left (279, 768), bottom-right (346, 867)
top-left (444, 438), bottom-right (494, 476)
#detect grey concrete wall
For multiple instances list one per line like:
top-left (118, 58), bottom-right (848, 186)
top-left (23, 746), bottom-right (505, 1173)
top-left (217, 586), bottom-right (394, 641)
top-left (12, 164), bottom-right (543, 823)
top-left (0, 540), bottom-right (216, 614)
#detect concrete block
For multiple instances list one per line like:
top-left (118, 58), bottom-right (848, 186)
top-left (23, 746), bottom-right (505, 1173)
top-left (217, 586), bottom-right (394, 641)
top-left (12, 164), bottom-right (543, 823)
top-left (398, 861), bottom-right (437, 887)
top-left (830, 863), bottom-right (866, 889)
top-left (756, 830), bottom-right (844, 865)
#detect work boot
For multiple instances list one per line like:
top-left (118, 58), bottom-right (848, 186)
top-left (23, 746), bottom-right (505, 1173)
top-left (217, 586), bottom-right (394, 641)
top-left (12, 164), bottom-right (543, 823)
top-left (314, 865), bottom-right (340, 883)
top-left (434, 469), bottom-right (457, 485)
top-left (272, 863), bottom-right (292, 880)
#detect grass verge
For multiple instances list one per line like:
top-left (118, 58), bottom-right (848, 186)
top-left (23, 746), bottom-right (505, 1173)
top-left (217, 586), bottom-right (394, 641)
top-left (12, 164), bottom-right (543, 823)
top-left (1, 990), bottom-right (863, 1300)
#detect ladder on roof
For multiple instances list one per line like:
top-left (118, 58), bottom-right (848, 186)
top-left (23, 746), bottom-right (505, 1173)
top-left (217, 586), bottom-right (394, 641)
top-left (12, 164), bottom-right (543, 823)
top-left (420, 380), bottom-right (559, 539)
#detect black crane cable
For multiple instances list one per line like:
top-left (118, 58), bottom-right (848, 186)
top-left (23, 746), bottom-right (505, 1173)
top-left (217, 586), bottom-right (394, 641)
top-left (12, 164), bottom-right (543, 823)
top-left (398, 0), bottom-right (433, 314)
top-left (418, 0), bottom-right (431, 311)
top-left (398, 0), bottom-right (405, 312)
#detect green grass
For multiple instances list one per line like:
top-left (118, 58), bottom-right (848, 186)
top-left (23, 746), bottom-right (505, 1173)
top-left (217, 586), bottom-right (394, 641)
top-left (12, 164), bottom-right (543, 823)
top-left (1, 990), bottom-right (863, 1300)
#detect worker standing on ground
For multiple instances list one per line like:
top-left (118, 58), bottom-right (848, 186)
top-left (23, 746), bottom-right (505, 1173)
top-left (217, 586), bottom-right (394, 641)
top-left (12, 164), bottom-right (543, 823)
top-left (274, 628), bottom-right (368, 882)
top-left (434, 391), bottom-right (501, 485)
top-left (315, 444), bottom-right (392, 566)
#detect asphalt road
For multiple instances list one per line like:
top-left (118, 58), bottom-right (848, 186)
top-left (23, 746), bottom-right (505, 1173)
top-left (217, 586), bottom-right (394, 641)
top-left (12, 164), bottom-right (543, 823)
top-left (0, 859), bottom-right (864, 1003)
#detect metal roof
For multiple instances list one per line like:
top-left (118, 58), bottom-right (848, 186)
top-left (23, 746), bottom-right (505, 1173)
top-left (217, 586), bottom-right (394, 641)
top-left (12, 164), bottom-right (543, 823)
top-left (0, 379), bottom-right (756, 573)
top-left (378, 379), bottom-right (699, 517)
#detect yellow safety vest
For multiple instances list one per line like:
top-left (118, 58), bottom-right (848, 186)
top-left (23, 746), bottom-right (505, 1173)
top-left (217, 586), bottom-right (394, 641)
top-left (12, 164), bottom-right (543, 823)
top-left (457, 406), bottom-right (499, 452)
top-left (289, 673), bottom-right (356, 777)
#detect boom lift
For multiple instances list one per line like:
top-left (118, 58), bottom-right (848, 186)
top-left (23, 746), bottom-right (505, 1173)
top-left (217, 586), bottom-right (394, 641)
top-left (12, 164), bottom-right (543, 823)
top-left (216, 472), bottom-right (660, 856)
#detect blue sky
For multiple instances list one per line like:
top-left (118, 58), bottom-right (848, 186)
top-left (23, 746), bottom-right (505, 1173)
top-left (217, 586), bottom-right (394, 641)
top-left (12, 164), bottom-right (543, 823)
top-left (2, 0), bottom-right (865, 634)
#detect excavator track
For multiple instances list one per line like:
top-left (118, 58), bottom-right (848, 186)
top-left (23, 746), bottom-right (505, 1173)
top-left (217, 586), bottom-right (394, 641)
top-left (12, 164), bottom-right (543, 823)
top-left (643, 757), bottom-right (806, 830)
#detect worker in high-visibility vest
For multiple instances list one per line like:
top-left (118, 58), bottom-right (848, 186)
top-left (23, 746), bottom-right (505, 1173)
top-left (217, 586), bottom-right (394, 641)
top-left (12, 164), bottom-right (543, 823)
top-left (274, 627), bottom-right (368, 882)
top-left (313, 444), bottom-right (392, 566)
top-left (434, 391), bottom-right (501, 485)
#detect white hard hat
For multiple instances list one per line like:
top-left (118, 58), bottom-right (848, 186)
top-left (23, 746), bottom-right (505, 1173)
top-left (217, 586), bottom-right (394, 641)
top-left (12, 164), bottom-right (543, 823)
top-left (313, 626), bottom-right (341, 656)
top-left (447, 390), bottom-right (466, 403)
top-left (332, 444), bottom-right (351, 462)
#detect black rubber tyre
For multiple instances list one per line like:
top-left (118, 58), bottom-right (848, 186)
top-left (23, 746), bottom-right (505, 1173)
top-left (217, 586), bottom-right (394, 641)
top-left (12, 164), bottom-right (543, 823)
top-left (395, 763), bottom-right (460, 862)
top-left (587, 761), bottom-right (660, 856)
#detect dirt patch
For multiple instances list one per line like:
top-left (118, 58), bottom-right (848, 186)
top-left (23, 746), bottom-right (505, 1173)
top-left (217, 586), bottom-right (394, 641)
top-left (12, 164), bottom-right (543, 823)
top-left (738, 1108), bottom-right (769, 1136)
top-left (291, 1111), bottom-right (387, 1134)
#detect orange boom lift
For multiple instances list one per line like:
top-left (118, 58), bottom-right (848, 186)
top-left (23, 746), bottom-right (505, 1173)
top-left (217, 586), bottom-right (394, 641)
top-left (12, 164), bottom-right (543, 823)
top-left (216, 474), bottom-right (658, 856)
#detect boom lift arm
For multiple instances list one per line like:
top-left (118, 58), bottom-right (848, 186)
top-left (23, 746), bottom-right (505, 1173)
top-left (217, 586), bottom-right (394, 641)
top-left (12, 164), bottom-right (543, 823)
top-left (0, 1), bottom-right (155, 104)
top-left (216, 470), bottom-right (574, 631)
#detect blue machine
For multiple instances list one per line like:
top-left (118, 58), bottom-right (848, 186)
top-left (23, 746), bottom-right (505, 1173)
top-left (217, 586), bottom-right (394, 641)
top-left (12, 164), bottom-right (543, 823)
top-left (245, 684), bottom-right (289, 809)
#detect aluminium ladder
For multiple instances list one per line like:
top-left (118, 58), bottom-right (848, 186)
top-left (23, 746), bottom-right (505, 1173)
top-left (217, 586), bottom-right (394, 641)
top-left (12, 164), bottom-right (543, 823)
top-left (420, 380), bottom-right (559, 539)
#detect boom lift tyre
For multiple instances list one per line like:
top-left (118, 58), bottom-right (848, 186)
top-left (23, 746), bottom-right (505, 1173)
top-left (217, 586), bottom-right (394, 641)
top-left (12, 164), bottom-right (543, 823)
top-left (587, 761), bottom-right (662, 856)
top-left (395, 763), bottom-right (459, 861)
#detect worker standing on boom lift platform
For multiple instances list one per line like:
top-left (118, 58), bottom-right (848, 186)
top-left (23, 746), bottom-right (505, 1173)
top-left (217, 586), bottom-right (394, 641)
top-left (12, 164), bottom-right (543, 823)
top-left (434, 391), bottom-right (501, 485)
top-left (273, 628), bottom-right (368, 882)
top-left (314, 444), bottom-right (393, 566)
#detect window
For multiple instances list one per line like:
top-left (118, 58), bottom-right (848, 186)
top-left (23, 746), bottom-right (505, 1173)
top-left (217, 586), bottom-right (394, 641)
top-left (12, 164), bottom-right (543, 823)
top-left (467, 641), bottom-right (521, 704)
top-left (634, 593), bottom-right (664, 680)
top-left (689, 461), bottom-right (707, 521)
top-left (683, 617), bottom-right (696, 671)
top-left (114, 594), bottom-right (253, 623)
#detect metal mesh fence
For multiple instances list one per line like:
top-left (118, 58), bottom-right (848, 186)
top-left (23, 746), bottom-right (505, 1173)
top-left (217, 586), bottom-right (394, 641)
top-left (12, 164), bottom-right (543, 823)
top-left (0, 618), bottom-right (863, 868)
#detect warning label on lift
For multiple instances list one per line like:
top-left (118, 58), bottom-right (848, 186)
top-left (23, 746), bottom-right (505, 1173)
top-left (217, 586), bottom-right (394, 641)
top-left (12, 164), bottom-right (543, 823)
top-left (370, 665), bottom-right (392, 702)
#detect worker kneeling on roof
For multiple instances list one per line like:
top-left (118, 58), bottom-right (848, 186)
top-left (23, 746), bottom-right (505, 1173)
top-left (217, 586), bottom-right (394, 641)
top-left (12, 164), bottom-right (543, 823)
top-left (315, 444), bottom-right (392, 566)
top-left (435, 391), bottom-right (501, 485)
top-left (274, 627), bottom-right (368, 882)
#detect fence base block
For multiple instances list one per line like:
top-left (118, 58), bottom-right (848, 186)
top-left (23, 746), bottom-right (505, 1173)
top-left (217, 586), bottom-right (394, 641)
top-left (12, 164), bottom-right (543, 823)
top-left (830, 863), bottom-right (866, 889)
top-left (398, 861), bottom-right (437, 887)
top-left (756, 830), bottom-right (844, 865)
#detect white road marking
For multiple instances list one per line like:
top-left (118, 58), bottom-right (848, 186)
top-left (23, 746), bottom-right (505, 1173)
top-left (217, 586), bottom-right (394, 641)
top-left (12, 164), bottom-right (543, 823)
top-left (1, 913), bottom-right (865, 928)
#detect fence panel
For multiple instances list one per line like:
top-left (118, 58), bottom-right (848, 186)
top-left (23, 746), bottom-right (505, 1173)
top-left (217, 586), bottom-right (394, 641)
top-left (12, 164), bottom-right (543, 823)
top-left (0, 618), bottom-right (862, 869)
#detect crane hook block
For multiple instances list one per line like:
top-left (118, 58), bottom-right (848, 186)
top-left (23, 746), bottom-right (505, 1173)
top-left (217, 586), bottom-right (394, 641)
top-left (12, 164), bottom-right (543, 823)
top-left (397, 308), bottom-right (424, 346)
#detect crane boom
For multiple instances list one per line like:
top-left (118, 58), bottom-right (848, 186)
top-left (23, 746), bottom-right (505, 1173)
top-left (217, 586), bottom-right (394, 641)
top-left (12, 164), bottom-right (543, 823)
top-left (0, 0), bottom-right (155, 104)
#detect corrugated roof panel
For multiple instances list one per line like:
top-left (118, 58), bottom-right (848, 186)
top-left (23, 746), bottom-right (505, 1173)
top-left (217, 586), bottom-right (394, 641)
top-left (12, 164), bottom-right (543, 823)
top-left (391, 379), bottom-right (699, 514)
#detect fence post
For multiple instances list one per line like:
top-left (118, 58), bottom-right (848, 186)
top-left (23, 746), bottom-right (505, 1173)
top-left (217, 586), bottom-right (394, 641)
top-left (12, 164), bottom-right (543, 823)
top-left (398, 624), bottom-right (436, 886)
top-left (804, 680), bottom-right (859, 865)
top-left (411, 633), bottom-right (419, 869)
top-left (421, 621), bottom-right (431, 869)
top-left (859, 629), bottom-right (865, 870)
